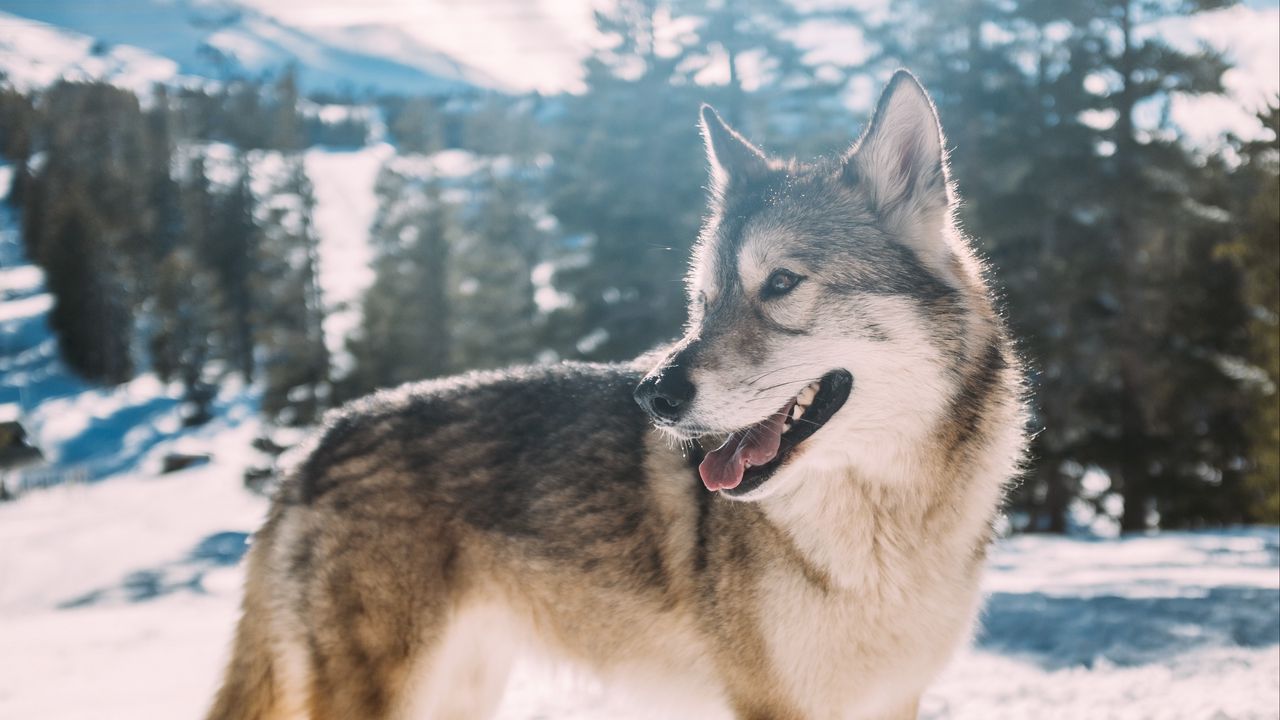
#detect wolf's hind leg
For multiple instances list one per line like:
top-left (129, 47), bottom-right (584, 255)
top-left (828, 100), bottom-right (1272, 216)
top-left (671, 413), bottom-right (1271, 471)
top-left (301, 602), bottom-right (430, 720)
top-left (297, 525), bottom-right (456, 720)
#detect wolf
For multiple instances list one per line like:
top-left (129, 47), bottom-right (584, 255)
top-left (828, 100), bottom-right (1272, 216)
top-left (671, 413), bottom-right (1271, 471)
top-left (206, 70), bottom-right (1027, 720)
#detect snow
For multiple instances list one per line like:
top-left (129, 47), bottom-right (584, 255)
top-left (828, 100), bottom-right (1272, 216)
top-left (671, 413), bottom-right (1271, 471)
top-left (0, 435), bottom-right (1275, 720)
top-left (304, 143), bottom-right (395, 372)
top-left (0, 263), bottom-right (42, 297)
top-left (924, 646), bottom-right (1278, 720)
top-left (1146, 5), bottom-right (1280, 146)
top-left (0, 289), bottom-right (51, 323)
top-left (0, 431), bottom-right (266, 720)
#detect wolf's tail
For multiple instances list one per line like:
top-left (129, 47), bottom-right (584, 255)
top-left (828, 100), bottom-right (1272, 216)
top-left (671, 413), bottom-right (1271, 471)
top-left (205, 535), bottom-right (287, 720)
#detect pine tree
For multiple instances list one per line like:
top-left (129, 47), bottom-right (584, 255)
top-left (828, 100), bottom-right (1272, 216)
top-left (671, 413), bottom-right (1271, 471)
top-left (1092, 0), bottom-right (1235, 531)
top-left (545, 0), bottom-right (708, 361)
top-left (21, 82), bottom-right (153, 385)
top-left (144, 89), bottom-right (221, 420)
top-left (668, 0), bottom-right (861, 153)
top-left (344, 165), bottom-right (455, 397)
top-left (269, 66), bottom-right (305, 152)
top-left (44, 199), bottom-right (134, 384)
top-left (205, 159), bottom-right (261, 382)
top-left (389, 97), bottom-right (446, 154)
top-left (255, 157), bottom-right (331, 424)
top-left (1223, 105), bottom-right (1280, 522)
top-left (451, 167), bottom-right (546, 369)
top-left (460, 95), bottom-right (546, 158)
top-left (149, 245), bottom-right (218, 423)
top-left (0, 86), bottom-right (36, 206)
top-left (862, 0), bottom-right (1247, 530)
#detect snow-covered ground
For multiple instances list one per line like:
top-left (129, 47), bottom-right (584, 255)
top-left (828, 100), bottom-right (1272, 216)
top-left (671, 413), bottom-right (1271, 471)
top-left (1, 436), bottom-right (1275, 719)
top-left (304, 143), bottom-right (394, 367)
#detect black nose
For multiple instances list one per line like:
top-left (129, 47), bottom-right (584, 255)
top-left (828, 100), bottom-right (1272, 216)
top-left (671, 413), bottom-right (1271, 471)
top-left (634, 367), bottom-right (696, 423)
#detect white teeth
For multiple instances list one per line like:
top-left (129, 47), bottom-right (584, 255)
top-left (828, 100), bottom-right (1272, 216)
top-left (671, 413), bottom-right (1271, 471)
top-left (782, 381), bottom-right (820, 435)
top-left (797, 383), bottom-right (818, 406)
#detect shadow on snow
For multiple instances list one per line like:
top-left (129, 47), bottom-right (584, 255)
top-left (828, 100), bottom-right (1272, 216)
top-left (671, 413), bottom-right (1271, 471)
top-left (58, 530), bottom-right (251, 609)
top-left (977, 586), bottom-right (1280, 669)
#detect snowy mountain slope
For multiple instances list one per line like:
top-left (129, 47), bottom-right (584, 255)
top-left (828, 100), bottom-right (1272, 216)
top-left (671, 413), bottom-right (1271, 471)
top-left (0, 12), bottom-right (184, 94)
top-left (0, 0), bottom-right (500, 95)
top-left (240, 0), bottom-right (596, 95)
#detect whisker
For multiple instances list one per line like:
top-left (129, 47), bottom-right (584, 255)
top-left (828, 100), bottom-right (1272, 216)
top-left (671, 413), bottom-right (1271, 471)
top-left (744, 363), bottom-right (809, 387)
top-left (752, 376), bottom-right (818, 396)
top-left (744, 395), bottom-right (797, 406)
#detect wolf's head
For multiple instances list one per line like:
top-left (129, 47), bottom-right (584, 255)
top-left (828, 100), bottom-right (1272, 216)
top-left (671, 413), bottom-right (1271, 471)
top-left (636, 71), bottom-right (997, 501)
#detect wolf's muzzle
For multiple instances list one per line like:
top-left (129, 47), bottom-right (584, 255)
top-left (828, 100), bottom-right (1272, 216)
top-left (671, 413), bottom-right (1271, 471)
top-left (634, 365), bottom-right (696, 423)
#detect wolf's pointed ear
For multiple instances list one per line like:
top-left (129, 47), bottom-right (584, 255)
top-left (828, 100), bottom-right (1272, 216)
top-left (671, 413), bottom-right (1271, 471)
top-left (846, 71), bottom-right (957, 280)
top-left (700, 104), bottom-right (769, 193)
top-left (846, 70), bottom-right (950, 224)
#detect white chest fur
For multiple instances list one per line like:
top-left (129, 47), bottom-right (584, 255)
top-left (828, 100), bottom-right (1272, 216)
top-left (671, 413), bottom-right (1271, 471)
top-left (757, 471), bottom-right (992, 719)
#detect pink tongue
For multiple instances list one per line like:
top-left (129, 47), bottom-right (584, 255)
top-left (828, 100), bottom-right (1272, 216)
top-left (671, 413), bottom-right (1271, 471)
top-left (698, 406), bottom-right (790, 492)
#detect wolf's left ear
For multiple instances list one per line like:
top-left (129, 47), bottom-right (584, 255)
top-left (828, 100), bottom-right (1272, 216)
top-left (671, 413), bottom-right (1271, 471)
top-left (701, 105), bottom-right (770, 194)
top-left (846, 71), bottom-right (954, 264)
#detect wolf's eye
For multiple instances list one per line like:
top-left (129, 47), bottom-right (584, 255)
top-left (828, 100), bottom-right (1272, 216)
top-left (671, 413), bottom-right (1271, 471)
top-left (762, 269), bottom-right (802, 299)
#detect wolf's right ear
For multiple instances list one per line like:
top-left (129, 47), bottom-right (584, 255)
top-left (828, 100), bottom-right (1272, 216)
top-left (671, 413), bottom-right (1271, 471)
top-left (700, 105), bottom-right (769, 194)
top-left (846, 71), bottom-right (949, 220)
top-left (846, 71), bottom-right (959, 284)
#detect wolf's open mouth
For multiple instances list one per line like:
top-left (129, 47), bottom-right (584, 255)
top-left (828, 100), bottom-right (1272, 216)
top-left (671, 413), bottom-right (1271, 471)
top-left (699, 370), bottom-right (853, 497)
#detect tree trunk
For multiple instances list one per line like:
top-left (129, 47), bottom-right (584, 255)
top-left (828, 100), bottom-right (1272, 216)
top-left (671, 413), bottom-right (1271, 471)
top-left (1043, 463), bottom-right (1070, 533)
top-left (1114, 0), bottom-right (1151, 533)
top-left (1119, 361), bottom-right (1151, 532)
